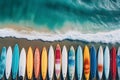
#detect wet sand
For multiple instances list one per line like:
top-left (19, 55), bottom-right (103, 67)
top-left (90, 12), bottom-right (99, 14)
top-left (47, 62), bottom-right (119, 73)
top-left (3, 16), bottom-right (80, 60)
top-left (0, 37), bottom-right (119, 80)
top-left (0, 37), bottom-right (119, 52)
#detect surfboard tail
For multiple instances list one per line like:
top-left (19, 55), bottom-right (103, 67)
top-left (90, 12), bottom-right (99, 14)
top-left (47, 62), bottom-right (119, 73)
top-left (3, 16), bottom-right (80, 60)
top-left (63, 77), bottom-right (66, 80)
top-left (49, 78), bottom-right (52, 80)
top-left (86, 78), bottom-right (89, 80)
top-left (19, 76), bottom-right (23, 80)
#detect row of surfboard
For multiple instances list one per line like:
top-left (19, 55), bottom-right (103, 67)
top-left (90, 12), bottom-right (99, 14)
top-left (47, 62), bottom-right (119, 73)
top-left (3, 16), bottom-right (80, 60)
top-left (0, 44), bottom-right (120, 80)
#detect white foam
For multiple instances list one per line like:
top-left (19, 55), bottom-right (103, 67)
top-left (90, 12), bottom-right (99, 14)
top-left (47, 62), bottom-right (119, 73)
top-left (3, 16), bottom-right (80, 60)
top-left (0, 28), bottom-right (120, 43)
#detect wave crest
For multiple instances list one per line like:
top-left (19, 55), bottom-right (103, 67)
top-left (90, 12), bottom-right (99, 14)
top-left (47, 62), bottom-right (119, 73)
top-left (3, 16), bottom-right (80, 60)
top-left (0, 28), bottom-right (120, 43)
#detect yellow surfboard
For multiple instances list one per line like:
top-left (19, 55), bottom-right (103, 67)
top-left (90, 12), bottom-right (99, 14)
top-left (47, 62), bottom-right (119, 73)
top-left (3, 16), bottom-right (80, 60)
top-left (27, 47), bottom-right (33, 79)
top-left (84, 45), bottom-right (90, 80)
top-left (41, 47), bottom-right (48, 80)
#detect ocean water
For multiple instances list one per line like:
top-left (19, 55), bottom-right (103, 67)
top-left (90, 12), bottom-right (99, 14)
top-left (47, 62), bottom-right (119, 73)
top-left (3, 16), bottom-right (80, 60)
top-left (0, 0), bottom-right (120, 43)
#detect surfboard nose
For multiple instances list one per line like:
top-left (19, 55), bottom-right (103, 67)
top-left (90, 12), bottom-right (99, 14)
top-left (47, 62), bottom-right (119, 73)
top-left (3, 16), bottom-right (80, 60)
top-left (56, 44), bottom-right (60, 49)
top-left (43, 47), bottom-right (46, 51)
top-left (70, 46), bottom-right (74, 50)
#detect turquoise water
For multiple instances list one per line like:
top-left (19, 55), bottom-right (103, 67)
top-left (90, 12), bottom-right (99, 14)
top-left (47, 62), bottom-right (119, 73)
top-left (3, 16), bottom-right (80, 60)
top-left (0, 0), bottom-right (120, 32)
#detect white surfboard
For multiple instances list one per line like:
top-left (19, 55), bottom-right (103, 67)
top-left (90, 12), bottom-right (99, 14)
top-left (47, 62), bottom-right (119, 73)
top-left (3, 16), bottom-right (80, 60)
top-left (48, 45), bottom-right (54, 80)
top-left (19, 48), bottom-right (26, 80)
top-left (117, 47), bottom-right (120, 79)
top-left (104, 46), bottom-right (110, 79)
top-left (98, 46), bottom-right (103, 80)
top-left (5, 46), bottom-right (12, 79)
top-left (62, 45), bottom-right (68, 80)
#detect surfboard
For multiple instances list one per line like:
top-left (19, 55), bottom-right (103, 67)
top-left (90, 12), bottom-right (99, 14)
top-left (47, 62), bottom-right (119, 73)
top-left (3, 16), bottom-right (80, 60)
top-left (12, 44), bottom-right (20, 79)
top-left (55, 44), bottom-right (61, 79)
top-left (117, 47), bottom-right (120, 79)
top-left (0, 47), bottom-right (6, 79)
top-left (76, 45), bottom-right (83, 80)
top-left (98, 46), bottom-right (103, 80)
top-left (27, 47), bottom-right (33, 79)
top-left (19, 48), bottom-right (26, 80)
top-left (68, 46), bottom-right (75, 80)
top-left (41, 47), bottom-right (47, 80)
top-left (84, 45), bottom-right (90, 80)
top-left (5, 46), bottom-right (12, 79)
top-left (104, 46), bottom-right (110, 80)
top-left (48, 45), bottom-right (54, 80)
top-left (110, 47), bottom-right (116, 80)
top-left (34, 47), bottom-right (40, 79)
top-left (90, 45), bottom-right (96, 80)
top-left (62, 45), bottom-right (68, 80)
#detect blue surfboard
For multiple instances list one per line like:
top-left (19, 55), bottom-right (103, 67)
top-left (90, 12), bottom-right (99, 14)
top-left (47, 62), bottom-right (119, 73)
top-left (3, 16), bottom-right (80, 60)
top-left (90, 45), bottom-right (97, 79)
top-left (117, 47), bottom-right (120, 79)
top-left (68, 46), bottom-right (75, 80)
top-left (76, 45), bottom-right (83, 80)
top-left (12, 44), bottom-right (19, 79)
top-left (0, 47), bottom-right (6, 79)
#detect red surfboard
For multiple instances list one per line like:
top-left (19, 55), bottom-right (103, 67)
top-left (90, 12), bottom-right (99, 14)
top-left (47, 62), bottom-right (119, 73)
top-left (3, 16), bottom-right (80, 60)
top-left (34, 48), bottom-right (40, 79)
top-left (110, 47), bottom-right (116, 80)
top-left (55, 44), bottom-right (61, 79)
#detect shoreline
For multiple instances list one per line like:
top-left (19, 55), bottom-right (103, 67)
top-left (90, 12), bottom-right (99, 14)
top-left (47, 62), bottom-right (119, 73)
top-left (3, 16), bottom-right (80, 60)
top-left (0, 28), bottom-right (120, 43)
top-left (0, 37), bottom-right (119, 52)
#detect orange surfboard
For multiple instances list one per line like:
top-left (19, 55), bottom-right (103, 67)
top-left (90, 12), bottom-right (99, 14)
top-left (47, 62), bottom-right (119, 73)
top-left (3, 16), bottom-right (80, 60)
top-left (34, 48), bottom-right (40, 79)
top-left (41, 47), bottom-right (48, 80)
top-left (84, 45), bottom-right (90, 80)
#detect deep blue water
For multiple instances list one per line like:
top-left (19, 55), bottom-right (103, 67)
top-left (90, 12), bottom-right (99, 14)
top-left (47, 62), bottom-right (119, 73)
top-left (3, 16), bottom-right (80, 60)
top-left (0, 0), bottom-right (120, 32)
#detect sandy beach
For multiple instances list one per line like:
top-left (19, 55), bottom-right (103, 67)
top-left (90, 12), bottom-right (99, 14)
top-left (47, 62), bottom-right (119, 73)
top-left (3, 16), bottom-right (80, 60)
top-left (0, 37), bottom-right (119, 51)
top-left (0, 37), bottom-right (119, 80)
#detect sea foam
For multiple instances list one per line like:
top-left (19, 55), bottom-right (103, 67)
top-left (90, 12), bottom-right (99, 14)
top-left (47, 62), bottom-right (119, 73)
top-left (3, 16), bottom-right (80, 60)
top-left (0, 28), bottom-right (120, 43)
